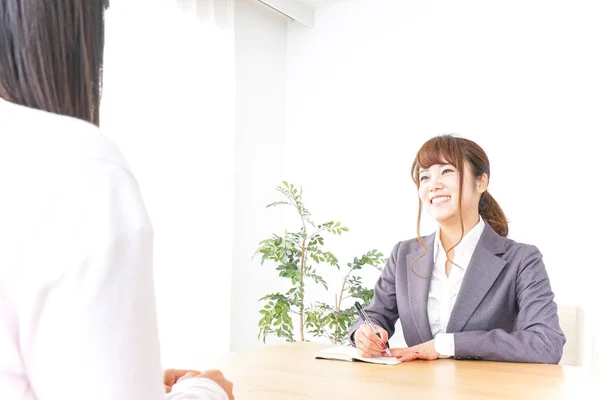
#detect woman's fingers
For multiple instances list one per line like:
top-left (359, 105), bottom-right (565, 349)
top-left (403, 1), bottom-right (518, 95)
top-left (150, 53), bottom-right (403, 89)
top-left (355, 324), bottom-right (389, 357)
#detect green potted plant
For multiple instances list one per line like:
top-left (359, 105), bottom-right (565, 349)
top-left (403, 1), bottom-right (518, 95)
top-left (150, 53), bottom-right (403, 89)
top-left (254, 182), bottom-right (385, 344)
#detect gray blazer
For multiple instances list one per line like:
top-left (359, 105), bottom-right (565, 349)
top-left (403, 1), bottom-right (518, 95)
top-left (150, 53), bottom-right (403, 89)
top-left (349, 222), bottom-right (566, 364)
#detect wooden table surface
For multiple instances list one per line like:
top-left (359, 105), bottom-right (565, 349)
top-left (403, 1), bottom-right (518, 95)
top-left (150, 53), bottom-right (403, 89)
top-left (208, 342), bottom-right (600, 399)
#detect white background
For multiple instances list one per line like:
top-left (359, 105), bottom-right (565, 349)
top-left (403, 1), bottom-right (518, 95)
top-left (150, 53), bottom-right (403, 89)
top-left (102, 0), bottom-right (235, 369)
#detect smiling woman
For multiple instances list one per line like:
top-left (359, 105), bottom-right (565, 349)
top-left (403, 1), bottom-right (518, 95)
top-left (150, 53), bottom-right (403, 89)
top-left (348, 134), bottom-right (566, 365)
top-left (412, 135), bottom-right (508, 241)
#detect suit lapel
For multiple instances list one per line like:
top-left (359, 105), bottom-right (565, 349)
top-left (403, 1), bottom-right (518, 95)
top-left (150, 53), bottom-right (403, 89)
top-left (406, 234), bottom-right (435, 343)
top-left (446, 224), bottom-right (507, 333)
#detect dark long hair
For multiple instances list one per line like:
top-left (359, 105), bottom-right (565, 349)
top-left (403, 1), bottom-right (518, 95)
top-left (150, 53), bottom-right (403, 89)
top-left (0, 0), bottom-right (109, 126)
top-left (409, 135), bottom-right (508, 275)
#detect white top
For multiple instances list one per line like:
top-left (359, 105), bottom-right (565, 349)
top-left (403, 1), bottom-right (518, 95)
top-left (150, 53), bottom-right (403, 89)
top-left (166, 378), bottom-right (228, 400)
top-left (0, 98), bottom-right (226, 400)
top-left (428, 217), bottom-right (485, 357)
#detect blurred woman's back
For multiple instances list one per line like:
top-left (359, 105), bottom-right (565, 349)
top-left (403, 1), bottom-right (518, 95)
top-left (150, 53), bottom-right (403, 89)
top-left (0, 2), bottom-right (166, 399)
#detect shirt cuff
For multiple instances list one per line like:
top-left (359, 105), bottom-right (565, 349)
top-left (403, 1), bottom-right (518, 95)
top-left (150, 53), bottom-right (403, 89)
top-left (166, 377), bottom-right (228, 400)
top-left (434, 333), bottom-right (455, 358)
top-left (349, 330), bottom-right (357, 345)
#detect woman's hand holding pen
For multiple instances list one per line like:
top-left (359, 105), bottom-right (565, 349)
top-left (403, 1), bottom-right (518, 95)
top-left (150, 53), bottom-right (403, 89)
top-left (389, 339), bottom-right (439, 362)
top-left (355, 324), bottom-right (390, 357)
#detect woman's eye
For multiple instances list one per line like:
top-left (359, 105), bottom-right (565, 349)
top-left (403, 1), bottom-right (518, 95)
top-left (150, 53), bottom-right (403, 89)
top-left (420, 175), bottom-right (429, 182)
top-left (442, 168), bottom-right (454, 174)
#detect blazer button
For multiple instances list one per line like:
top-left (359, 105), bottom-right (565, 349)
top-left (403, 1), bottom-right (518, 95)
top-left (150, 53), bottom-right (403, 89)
top-left (455, 356), bottom-right (464, 360)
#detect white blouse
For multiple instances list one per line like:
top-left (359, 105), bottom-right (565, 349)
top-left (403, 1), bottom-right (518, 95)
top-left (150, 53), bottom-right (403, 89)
top-left (0, 98), bottom-right (225, 400)
top-left (428, 217), bottom-right (485, 357)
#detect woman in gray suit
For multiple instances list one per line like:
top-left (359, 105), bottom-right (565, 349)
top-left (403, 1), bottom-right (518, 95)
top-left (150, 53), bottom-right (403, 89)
top-left (350, 135), bottom-right (565, 364)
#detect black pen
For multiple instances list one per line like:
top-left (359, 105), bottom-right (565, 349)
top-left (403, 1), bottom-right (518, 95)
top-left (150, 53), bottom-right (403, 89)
top-left (354, 301), bottom-right (392, 356)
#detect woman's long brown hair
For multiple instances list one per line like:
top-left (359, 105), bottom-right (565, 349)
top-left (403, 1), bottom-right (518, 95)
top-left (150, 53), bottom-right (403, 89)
top-left (409, 135), bottom-right (508, 277)
top-left (0, 1), bottom-right (109, 126)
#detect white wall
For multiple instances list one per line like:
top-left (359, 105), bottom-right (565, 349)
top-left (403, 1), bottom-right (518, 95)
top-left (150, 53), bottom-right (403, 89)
top-left (102, 0), bottom-right (235, 368)
top-left (279, 0), bottom-right (600, 365)
top-left (230, 0), bottom-right (290, 351)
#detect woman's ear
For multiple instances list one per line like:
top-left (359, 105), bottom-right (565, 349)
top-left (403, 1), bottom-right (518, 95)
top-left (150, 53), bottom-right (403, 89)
top-left (477, 173), bottom-right (489, 194)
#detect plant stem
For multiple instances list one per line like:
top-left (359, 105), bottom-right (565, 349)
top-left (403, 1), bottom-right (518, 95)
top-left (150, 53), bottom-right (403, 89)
top-left (338, 267), bottom-right (355, 310)
top-left (299, 235), bottom-right (306, 342)
top-left (333, 266), bottom-right (356, 344)
top-left (294, 189), bottom-right (307, 343)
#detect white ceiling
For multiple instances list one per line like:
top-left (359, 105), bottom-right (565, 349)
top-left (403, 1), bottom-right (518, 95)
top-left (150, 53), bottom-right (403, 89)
top-left (293, 0), bottom-right (348, 9)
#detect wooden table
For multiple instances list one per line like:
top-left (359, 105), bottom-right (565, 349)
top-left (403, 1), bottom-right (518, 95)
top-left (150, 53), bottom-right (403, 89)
top-left (209, 342), bottom-right (600, 399)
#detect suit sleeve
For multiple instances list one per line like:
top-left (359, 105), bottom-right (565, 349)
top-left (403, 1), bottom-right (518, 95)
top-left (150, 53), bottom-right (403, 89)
top-left (348, 242), bottom-right (401, 344)
top-left (453, 245), bottom-right (566, 364)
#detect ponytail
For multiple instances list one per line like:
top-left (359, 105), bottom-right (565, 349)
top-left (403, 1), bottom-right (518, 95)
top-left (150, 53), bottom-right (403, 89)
top-left (479, 191), bottom-right (508, 237)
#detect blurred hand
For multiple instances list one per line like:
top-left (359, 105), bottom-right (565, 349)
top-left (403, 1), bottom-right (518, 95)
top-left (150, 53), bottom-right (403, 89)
top-left (164, 369), bottom-right (201, 393)
top-left (390, 339), bottom-right (439, 362)
top-left (354, 324), bottom-right (389, 358)
top-left (189, 369), bottom-right (234, 400)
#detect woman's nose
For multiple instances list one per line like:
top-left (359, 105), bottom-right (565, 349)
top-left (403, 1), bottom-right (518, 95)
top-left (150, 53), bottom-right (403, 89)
top-left (429, 175), bottom-right (443, 191)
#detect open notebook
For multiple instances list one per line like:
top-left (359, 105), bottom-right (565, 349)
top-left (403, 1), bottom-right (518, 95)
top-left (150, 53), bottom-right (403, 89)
top-left (314, 346), bottom-right (400, 365)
